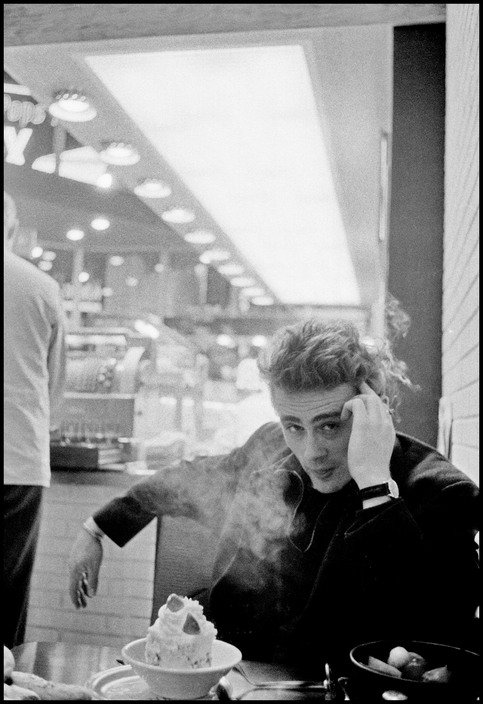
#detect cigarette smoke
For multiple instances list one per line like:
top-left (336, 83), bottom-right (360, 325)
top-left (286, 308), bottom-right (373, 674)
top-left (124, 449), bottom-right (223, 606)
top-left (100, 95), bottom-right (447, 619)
top-left (142, 423), bottom-right (302, 591)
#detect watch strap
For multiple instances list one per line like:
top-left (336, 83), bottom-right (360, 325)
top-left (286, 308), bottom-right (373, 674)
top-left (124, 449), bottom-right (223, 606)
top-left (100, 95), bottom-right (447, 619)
top-left (359, 481), bottom-right (398, 500)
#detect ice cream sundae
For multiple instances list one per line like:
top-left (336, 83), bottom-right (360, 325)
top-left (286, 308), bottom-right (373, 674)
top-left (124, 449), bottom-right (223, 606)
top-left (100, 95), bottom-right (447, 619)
top-left (145, 594), bottom-right (217, 669)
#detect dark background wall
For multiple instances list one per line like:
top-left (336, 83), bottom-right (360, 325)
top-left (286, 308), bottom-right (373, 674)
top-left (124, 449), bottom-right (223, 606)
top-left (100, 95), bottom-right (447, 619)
top-left (388, 24), bottom-right (445, 446)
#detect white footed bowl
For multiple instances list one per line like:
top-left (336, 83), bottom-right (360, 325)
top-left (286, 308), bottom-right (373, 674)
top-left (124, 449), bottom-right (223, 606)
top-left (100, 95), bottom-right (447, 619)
top-left (121, 637), bottom-right (242, 700)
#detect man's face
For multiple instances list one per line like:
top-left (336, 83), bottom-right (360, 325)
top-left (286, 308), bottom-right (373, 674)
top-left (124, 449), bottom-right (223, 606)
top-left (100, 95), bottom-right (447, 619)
top-left (271, 383), bottom-right (356, 494)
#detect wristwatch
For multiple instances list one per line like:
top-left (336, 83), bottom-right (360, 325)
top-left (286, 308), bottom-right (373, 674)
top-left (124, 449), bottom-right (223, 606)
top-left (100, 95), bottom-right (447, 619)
top-left (359, 479), bottom-right (399, 501)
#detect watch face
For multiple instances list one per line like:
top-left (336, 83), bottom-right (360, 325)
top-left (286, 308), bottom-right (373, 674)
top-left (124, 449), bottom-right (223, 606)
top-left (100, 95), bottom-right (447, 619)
top-left (389, 478), bottom-right (399, 498)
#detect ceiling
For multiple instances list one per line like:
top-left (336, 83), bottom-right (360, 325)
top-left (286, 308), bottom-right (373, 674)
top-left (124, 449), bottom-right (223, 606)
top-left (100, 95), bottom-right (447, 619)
top-left (5, 163), bottom-right (198, 257)
top-left (4, 5), bottom-right (444, 310)
top-left (4, 4), bottom-right (446, 46)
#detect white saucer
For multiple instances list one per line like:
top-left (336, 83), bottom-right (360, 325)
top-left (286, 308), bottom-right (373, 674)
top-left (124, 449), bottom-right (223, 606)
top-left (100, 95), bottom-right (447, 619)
top-left (87, 665), bottom-right (218, 700)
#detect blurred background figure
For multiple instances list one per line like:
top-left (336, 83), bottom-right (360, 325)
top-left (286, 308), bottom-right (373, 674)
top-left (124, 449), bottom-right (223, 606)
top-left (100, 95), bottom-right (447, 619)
top-left (3, 191), bottom-right (67, 648)
top-left (235, 342), bottom-right (264, 396)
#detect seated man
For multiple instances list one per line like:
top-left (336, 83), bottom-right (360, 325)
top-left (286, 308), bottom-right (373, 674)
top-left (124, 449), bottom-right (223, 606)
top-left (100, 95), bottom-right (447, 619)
top-left (68, 320), bottom-right (479, 669)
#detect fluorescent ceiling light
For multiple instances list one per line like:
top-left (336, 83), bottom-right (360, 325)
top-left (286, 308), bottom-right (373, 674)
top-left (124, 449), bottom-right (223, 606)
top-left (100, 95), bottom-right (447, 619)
top-left (49, 90), bottom-right (97, 122)
top-left (134, 178), bottom-right (172, 198)
top-left (100, 141), bottom-right (140, 165)
top-left (102, 287), bottom-right (113, 297)
top-left (251, 335), bottom-right (268, 347)
top-left (161, 207), bottom-right (195, 224)
top-left (91, 217), bottom-right (110, 231)
top-left (66, 229), bottom-right (85, 241)
top-left (184, 230), bottom-right (216, 245)
top-left (86, 45), bottom-right (360, 305)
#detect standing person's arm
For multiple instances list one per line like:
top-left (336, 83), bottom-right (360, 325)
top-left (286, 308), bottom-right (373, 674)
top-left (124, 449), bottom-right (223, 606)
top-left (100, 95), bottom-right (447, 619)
top-left (47, 289), bottom-right (67, 429)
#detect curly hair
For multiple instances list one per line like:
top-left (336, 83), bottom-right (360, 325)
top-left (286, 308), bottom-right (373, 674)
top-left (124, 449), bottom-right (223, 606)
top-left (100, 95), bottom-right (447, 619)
top-left (258, 318), bottom-right (415, 416)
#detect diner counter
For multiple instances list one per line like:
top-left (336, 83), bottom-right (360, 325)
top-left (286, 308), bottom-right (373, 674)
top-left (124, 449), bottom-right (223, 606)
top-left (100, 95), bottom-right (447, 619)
top-left (11, 641), bottom-right (330, 700)
top-left (51, 463), bottom-right (156, 487)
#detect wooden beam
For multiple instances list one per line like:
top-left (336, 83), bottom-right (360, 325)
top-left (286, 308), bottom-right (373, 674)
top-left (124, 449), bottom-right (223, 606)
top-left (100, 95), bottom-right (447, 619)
top-left (5, 4), bottom-right (446, 47)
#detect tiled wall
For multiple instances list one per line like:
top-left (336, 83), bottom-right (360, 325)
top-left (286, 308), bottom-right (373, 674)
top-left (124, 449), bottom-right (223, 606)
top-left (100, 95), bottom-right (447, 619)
top-left (443, 4), bottom-right (479, 485)
top-left (26, 480), bottom-right (156, 650)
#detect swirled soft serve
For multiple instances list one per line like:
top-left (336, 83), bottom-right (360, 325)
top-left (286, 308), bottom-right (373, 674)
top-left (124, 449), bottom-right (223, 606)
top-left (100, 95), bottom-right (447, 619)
top-left (145, 594), bottom-right (217, 668)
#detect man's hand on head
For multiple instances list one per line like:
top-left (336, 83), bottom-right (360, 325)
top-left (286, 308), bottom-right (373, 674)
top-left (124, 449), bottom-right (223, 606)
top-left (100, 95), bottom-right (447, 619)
top-left (340, 381), bottom-right (396, 490)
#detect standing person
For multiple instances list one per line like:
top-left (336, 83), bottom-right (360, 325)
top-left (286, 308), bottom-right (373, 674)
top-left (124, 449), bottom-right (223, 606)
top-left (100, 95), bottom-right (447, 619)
top-left (235, 343), bottom-right (264, 396)
top-left (68, 318), bottom-right (479, 669)
top-left (3, 192), bottom-right (66, 648)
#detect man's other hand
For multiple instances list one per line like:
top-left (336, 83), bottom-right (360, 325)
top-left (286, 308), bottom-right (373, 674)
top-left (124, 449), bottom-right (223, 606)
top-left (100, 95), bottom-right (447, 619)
top-left (68, 529), bottom-right (103, 609)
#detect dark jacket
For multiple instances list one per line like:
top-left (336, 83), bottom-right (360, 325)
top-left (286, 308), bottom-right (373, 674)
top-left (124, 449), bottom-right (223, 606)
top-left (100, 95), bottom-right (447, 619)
top-left (94, 423), bottom-right (479, 669)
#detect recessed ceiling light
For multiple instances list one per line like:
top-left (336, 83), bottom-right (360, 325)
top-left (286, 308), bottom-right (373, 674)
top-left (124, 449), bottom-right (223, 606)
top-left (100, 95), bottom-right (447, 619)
top-left (154, 263), bottom-right (165, 273)
top-left (126, 276), bottom-right (139, 287)
top-left (42, 250), bottom-right (57, 261)
top-left (31, 246), bottom-right (43, 258)
top-left (91, 217), bottom-right (110, 231)
top-left (251, 295), bottom-right (274, 306)
top-left (251, 335), bottom-right (268, 347)
top-left (66, 229), bottom-right (85, 241)
top-left (161, 208), bottom-right (195, 224)
top-left (241, 286), bottom-right (265, 297)
top-left (38, 260), bottom-right (53, 271)
top-left (109, 255), bottom-right (124, 266)
top-left (134, 178), bottom-right (172, 198)
top-left (183, 229), bottom-right (216, 245)
top-left (48, 90), bottom-right (97, 122)
top-left (100, 141), bottom-right (140, 166)
top-left (96, 172), bottom-right (113, 189)
top-left (230, 276), bottom-right (257, 287)
top-left (199, 248), bottom-right (231, 264)
top-left (216, 334), bottom-right (237, 348)
top-left (217, 263), bottom-right (244, 276)
top-left (78, 271), bottom-right (90, 283)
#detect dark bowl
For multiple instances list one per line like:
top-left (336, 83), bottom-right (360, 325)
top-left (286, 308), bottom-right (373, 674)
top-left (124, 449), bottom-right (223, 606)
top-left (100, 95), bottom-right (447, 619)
top-left (349, 640), bottom-right (480, 703)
